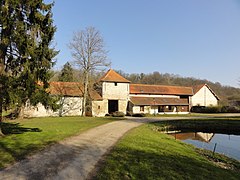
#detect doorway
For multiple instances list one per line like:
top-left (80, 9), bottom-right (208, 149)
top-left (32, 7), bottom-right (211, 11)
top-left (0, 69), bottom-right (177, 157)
top-left (108, 100), bottom-right (118, 114)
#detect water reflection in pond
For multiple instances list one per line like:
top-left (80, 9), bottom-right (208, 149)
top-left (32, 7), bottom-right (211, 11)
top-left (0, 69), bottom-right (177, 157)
top-left (169, 132), bottom-right (240, 161)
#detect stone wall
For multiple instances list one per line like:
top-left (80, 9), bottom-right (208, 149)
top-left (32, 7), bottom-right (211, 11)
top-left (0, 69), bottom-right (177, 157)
top-left (101, 82), bottom-right (129, 114)
top-left (92, 100), bottom-right (108, 117)
top-left (102, 82), bottom-right (129, 100)
top-left (23, 97), bottom-right (83, 117)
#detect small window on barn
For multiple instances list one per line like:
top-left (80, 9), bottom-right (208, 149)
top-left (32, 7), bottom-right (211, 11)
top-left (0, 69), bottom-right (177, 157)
top-left (140, 106), bottom-right (144, 112)
top-left (114, 82), bottom-right (117, 86)
top-left (158, 106), bottom-right (164, 112)
top-left (98, 105), bottom-right (100, 109)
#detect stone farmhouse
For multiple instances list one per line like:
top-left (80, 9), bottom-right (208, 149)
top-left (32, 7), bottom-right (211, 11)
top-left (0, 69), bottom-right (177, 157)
top-left (23, 69), bottom-right (219, 117)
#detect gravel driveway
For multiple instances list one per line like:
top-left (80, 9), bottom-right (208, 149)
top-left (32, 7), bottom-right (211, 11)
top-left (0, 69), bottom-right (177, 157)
top-left (0, 119), bottom-right (151, 180)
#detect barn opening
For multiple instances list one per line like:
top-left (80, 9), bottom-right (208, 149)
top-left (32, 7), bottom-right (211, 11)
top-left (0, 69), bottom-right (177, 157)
top-left (108, 100), bottom-right (118, 114)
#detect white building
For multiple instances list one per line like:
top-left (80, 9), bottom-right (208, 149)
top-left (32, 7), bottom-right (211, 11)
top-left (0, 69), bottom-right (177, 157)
top-left (92, 69), bottom-right (130, 116)
top-left (192, 84), bottom-right (219, 107)
top-left (23, 70), bottom-right (220, 117)
top-left (129, 84), bottom-right (193, 114)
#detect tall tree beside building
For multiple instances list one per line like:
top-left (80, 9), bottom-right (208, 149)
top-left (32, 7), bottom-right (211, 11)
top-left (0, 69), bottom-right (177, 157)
top-left (58, 62), bottom-right (74, 82)
top-left (69, 27), bottom-right (110, 116)
top-left (0, 0), bottom-right (58, 135)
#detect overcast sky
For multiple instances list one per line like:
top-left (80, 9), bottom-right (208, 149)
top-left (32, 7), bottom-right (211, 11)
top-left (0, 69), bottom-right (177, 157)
top-left (50, 0), bottom-right (240, 87)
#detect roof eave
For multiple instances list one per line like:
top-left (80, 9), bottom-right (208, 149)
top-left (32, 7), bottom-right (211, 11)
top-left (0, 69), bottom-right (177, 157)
top-left (130, 92), bottom-right (193, 96)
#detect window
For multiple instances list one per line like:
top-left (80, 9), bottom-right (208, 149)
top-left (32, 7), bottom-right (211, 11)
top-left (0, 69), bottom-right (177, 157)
top-left (158, 106), bottom-right (164, 112)
top-left (114, 82), bottom-right (117, 86)
top-left (140, 106), bottom-right (144, 112)
top-left (98, 106), bottom-right (100, 109)
top-left (169, 106), bottom-right (172, 110)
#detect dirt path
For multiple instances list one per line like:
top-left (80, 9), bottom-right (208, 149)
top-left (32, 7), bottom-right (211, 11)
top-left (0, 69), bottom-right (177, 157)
top-left (0, 119), bottom-right (152, 180)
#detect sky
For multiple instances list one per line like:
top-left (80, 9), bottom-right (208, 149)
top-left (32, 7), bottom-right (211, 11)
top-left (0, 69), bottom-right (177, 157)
top-left (49, 0), bottom-right (240, 87)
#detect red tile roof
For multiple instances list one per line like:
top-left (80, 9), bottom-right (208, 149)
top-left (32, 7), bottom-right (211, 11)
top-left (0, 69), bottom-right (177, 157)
top-left (130, 97), bottom-right (189, 106)
top-left (130, 84), bottom-right (193, 95)
top-left (192, 84), bottom-right (205, 94)
top-left (49, 82), bottom-right (102, 100)
top-left (99, 69), bottom-right (130, 83)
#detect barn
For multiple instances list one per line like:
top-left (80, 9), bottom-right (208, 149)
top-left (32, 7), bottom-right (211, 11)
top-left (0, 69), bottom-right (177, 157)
top-left (23, 69), bottom-right (219, 117)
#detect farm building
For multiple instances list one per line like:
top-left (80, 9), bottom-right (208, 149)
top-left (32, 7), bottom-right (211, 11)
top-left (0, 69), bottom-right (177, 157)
top-left (23, 69), bottom-right (219, 117)
top-left (129, 84), bottom-right (193, 114)
top-left (192, 84), bottom-right (219, 107)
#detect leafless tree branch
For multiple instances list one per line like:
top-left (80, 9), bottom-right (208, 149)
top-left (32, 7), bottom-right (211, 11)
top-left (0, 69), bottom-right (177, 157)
top-left (69, 26), bottom-right (110, 116)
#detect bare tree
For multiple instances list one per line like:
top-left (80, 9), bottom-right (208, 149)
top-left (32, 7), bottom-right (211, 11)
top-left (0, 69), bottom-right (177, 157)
top-left (69, 27), bottom-right (110, 116)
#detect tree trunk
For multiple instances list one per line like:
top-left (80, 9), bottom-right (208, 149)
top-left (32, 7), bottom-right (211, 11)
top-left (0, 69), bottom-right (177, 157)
top-left (0, 85), bottom-right (4, 136)
top-left (82, 70), bottom-right (89, 116)
top-left (17, 105), bottom-right (25, 120)
top-left (0, 59), bottom-right (4, 136)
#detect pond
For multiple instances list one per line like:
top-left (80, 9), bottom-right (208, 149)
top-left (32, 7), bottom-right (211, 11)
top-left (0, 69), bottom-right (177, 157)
top-left (169, 132), bottom-right (240, 161)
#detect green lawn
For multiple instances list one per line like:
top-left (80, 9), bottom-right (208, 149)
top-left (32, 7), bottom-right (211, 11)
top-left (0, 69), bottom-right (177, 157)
top-left (95, 122), bottom-right (240, 179)
top-left (0, 116), bottom-right (116, 169)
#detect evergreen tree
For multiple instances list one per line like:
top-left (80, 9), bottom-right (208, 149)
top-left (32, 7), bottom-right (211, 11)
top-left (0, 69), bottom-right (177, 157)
top-left (58, 62), bottom-right (74, 82)
top-left (0, 0), bottom-right (58, 135)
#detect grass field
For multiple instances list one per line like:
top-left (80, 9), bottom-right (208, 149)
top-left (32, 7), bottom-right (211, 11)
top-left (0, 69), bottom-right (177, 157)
top-left (0, 116), bottom-right (116, 169)
top-left (95, 121), bottom-right (240, 179)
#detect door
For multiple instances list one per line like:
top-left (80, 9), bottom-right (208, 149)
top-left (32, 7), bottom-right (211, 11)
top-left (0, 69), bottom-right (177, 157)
top-left (108, 100), bottom-right (118, 114)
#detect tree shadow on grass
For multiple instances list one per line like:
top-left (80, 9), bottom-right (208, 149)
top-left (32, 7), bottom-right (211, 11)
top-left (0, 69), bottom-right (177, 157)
top-left (0, 123), bottom-right (43, 169)
top-left (1, 122), bottom-right (42, 135)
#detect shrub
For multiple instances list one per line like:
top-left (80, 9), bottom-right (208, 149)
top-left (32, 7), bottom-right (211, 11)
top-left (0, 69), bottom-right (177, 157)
top-left (191, 105), bottom-right (240, 113)
top-left (112, 111), bottom-right (125, 117)
top-left (126, 111), bottom-right (133, 116)
top-left (132, 113), bottom-right (146, 117)
top-left (203, 106), bottom-right (221, 113)
top-left (221, 106), bottom-right (240, 113)
top-left (190, 106), bottom-right (206, 113)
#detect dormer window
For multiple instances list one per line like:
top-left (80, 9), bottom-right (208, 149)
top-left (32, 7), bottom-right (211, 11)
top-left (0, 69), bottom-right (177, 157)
top-left (114, 82), bottom-right (117, 86)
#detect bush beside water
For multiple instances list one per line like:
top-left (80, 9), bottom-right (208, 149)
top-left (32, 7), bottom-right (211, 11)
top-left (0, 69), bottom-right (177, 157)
top-left (191, 106), bottom-right (240, 113)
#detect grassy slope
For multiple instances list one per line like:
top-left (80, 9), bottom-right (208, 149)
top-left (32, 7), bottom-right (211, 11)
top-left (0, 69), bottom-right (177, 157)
top-left (96, 124), bottom-right (240, 180)
top-left (0, 116), bottom-right (115, 168)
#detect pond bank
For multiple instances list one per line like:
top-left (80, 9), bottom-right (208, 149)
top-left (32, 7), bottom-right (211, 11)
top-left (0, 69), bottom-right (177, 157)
top-left (151, 118), bottom-right (240, 135)
top-left (152, 118), bottom-right (240, 161)
top-left (94, 119), bottom-right (240, 179)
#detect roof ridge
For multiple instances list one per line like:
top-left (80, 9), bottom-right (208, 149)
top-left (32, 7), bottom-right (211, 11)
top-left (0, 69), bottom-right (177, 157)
top-left (131, 83), bottom-right (192, 88)
top-left (99, 69), bottom-right (130, 83)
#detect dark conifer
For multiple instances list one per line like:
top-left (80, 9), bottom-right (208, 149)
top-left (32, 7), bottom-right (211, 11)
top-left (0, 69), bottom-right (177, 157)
top-left (0, 0), bottom-right (58, 135)
top-left (58, 62), bottom-right (74, 82)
